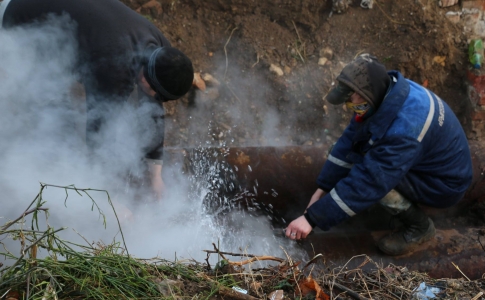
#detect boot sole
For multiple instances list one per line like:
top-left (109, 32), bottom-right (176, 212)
top-left (378, 218), bottom-right (436, 256)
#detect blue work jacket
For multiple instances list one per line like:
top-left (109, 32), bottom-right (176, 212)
top-left (307, 71), bottom-right (473, 231)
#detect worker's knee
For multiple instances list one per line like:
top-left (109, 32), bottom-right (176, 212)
top-left (379, 189), bottom-right (412, 215)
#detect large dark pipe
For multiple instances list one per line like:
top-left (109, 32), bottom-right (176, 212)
top-left (163, 140), bottom-right (485, 279)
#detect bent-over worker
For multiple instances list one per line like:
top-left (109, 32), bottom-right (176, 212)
top-left (1, 0), bottom-right (194, 201)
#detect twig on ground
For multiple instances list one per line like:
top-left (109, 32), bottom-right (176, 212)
top-left (224, 82), bottom-right (242, 103)
top-left (374, 0), bottom-right (423, 34)
top-left (291, 20), bottom-right (305, 63)
top-left (302, 253), bottom-right (324, 271)
top-left (356, 271), bottom-right (372, 299)
top-left (203, 250), bottom-right (270, 258)
top-left (0, 289), bottom-right (11, 299)
top-left (223, 26), bottom-right (238, 80)
top-left (205, 251), bottom-right (212, 271)
top-left (291, 20), bottom-right (302, 44)
top-left (228, 256), bottom-right (284, 266)
top-left (251, 53), bottom-right (260, 68)
top-left (373, 0), bottom-right (408, 26)
top-left (72, 228), bottom-right (95, 250)
top-left (472, 291), bottom-right (484, 300)
top-left (281, 246), bottom-right (302, 297)
top-left (205, 247), bottom-right (284, 266)
top-left (1, 207), bottom-right (49, 232)
top-left (452, 262), bottom-right (471, 281)
top-left (211, 243), bottom-right (228, 261)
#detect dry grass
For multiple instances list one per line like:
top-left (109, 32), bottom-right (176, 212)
top-left (1, 184), bottom-right (484, 299)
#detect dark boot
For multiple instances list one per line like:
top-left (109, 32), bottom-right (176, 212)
top-left (377, 204), bottom-right (436, 256)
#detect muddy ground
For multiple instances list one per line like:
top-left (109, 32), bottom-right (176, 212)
top-left (121, 0), bottom-right (470, 148)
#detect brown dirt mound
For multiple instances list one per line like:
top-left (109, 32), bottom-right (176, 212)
top-left (121, 0), bottom-right (469, 148)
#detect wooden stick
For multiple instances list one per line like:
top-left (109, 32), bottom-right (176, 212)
top-left (223, 27), bottom-right (238, 80)
top-left (451, 262), bottom-right (471, 281)
top-left (212, 243), bottom-right (228, 261)
top-left (203, 250), bottom-right (260, 258)
top-left (227, 256), bottom-right (284, 266)
top-left (471, 291), bottom-right (484, 300)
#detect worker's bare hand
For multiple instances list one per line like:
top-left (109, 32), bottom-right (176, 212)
top-left (148, 163), bottom-right (165, 201)
top-left (285, 216), bottom-right (312, 240)
top-left (151, 176), bottom-right (165, 201)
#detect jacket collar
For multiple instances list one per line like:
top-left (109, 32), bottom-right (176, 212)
top-left (360, 71), bottom-right (410, 140)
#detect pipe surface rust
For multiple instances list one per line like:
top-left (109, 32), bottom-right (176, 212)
top-left (164, 140), bottom-right (485, 279)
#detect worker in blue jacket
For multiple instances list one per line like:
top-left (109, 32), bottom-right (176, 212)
top-left (285, 54), bottom-right (473, 256)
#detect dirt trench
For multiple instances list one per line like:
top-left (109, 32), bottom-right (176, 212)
top-left (118, 0), bottom-right (485, 279)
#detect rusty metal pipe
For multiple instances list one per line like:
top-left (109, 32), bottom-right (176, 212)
top-left (163, 141), bottom-right (485, 279)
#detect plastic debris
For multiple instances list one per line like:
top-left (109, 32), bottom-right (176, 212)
top-left (361, 0), bottom-right (374, 9)
top-left (232, 286), bottom-right (248, 294)
top-left (412, 282), bottom-right (442, 300)
top-left (269, 290), bottom-right (284, 300)
top-left (469, 39), bottom-right (484, 69)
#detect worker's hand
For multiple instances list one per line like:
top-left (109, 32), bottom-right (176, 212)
top-left (148, 163), bottom-right (165, 201)
top-left (305, 188), bottom-right (326, 212)
top-left (151, 175), bottom-right (165, 201)
top-left (285, 215), bottom-right (313, 240)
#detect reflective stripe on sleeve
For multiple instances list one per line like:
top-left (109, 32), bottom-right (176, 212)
top-left (330, 188), bottom-right (356, 216)
top-left (327, 154), bottom-right (353, 169)
top-left (418, 89), bottom-right (435, 142)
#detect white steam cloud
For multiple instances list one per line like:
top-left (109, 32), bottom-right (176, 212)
top-left (0, 17), bottom-right (307, 267)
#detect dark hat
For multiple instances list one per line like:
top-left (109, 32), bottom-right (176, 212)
top-left (325, 54), bottom-right (390, 108)
top-left (326, 81), bottom-right (354, 105)
top-left (144, 47), bottom-right (194, 101)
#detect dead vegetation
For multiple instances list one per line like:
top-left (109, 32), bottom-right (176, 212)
top-left (1, 184), bottom-right (484, 300)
